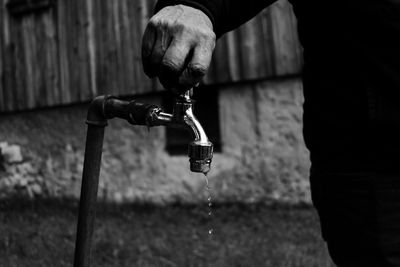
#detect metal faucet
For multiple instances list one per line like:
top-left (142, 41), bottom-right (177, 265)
top-left (147, 90), bottom-right (213, 173)
top-left (96, 89), bottom-right (213, 173)
top-left (74, 90), bottom-right (213, 267)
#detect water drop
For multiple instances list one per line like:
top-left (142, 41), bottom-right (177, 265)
top-left (204, 173), bottom-right (214, 237)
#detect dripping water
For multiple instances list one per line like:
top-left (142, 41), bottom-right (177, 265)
top-left (203, 172), bottom-right (213, 236)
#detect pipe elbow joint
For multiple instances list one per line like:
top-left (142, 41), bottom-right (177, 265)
top-left (86, 95), bottom-right (109, 127)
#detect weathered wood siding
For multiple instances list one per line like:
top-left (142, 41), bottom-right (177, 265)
top-left (0, 0), bottom-right (302, 112)
top-left (206, 1), bottom-right (302, 84)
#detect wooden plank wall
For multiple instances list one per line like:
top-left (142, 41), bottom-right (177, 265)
top-left (0, 0), bottom-right (302, 112)
top-left (205, 0), bottom-right (302, 84)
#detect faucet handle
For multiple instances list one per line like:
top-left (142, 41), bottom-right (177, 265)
top-left (176, 88), bottom-right (194, 103)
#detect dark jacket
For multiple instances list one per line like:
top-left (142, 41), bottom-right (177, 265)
top-left (155, 0), bottom-right (400, 172)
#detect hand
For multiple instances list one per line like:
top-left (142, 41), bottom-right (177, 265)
top-left (142, 5), bottom-right (216, 93)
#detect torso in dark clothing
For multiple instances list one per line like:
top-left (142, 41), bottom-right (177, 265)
top-left (291, 0), bottom-right (400, 172)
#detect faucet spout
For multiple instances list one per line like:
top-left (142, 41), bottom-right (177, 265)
top-left (184, 106), bottom-right (210, 144)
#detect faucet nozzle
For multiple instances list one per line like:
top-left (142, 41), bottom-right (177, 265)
top-left (188, 141), bottom-right (213, 173)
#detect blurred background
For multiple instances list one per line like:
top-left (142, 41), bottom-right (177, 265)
top-left (0, 0), bottom-right (335, 266)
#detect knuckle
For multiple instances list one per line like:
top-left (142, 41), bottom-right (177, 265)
top-left (208, 32), bottom-right (216, 47)
top-left (201, 30), bottom-right (216, 41)
top-left (181, 27), bottom-right (216, 47)
top-left (183, 26), bottom-right (198, 36)
top-left (195, 28), bottom-right (215, 41)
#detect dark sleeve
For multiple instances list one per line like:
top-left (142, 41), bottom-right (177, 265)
top-left (154, 0), bottom-right (277, 38)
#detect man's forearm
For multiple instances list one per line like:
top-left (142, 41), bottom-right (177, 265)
top-left (155, 0), bottom-right (276, 37)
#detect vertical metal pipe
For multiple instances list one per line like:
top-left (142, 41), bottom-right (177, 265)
top-left (74, 124), bottom-right (106, 267)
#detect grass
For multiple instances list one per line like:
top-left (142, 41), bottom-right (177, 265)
top-left (0, 199), bottom-right (335, 267)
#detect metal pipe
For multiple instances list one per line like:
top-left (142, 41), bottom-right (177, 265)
top-left (74, 96), bottom-right (108, 267)
top-left (74, 124), bottom-right (105, 267)
top-left (74, 96), bottom-right (163, 267)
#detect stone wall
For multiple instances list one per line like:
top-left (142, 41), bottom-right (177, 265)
top-left (0, 78), bottom-right (311, 204)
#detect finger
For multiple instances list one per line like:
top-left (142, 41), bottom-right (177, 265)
top-left (141, 22), bottom-right (157, 77)
top-left (142, 23), bottom-right (172, 78)
top-left (158, 38), bottom-right (192, 89)
top-left (178, 43), bottom-right (213, 90)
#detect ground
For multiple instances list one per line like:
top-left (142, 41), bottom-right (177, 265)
top-left (0, 199), bottom-right (335, 267)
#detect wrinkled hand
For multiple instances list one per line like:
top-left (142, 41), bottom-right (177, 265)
top-left (142, 5), bottom-right (216, 93)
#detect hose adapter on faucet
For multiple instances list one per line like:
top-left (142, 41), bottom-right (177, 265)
top-left (188, 141), bottom-right (213, 174)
